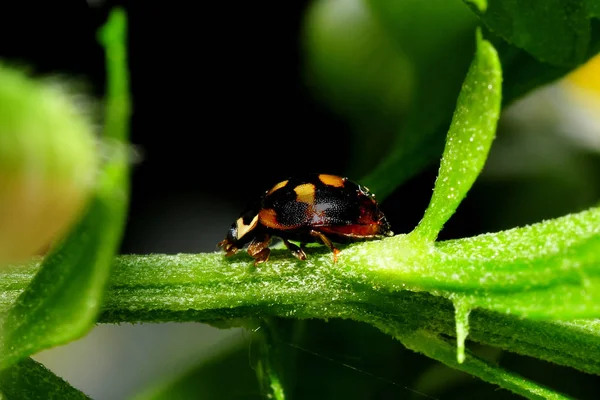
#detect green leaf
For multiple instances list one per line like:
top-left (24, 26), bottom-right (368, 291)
top-left (97, 8), bottom-right (131, 142)
top-left (0, 357), bottom-right (90, 399)
top-left (466, 0), bottom-right (600, 66)
top-left (411, 29), bottom-right (502, 242)
top-left (0, 8), bottom-right (131, 370)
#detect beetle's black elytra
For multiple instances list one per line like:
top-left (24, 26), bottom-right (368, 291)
top-left (218, 173), bottom-right (393, 265)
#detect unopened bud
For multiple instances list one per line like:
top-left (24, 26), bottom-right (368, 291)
top-left (0, 63), bottom-right (98, 266)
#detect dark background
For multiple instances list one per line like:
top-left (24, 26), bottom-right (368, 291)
top-left (0, 2), bottom-right (448, 255)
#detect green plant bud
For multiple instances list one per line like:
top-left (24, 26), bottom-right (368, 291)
top-left (0, 63), bottom-right (98, 266)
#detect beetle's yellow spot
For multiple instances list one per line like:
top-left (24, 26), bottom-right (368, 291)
top-left (267, 179), bottom-right (289, 196)
top-left (294, 183), bottom-right (316, 204)
top-left (318, 174), bottom-right (345, 187)
top-left (236, 214), bottom-right (259, 239)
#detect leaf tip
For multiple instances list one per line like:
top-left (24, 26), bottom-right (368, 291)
top-left (97, 7), bottom-right (128, 47)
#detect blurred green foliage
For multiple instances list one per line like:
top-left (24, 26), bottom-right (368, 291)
top-left (0, 8), bottom-right (130, 372)
top-left (304, 0), bottom-right (600, 200)
top-left (0, 358), bottom-right (90, 400)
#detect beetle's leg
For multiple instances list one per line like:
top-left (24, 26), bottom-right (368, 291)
top-left (247, 234), bottom-right (271, 266)
top-left (218, 239), bottom-right (238, 257)
top-left (282, 238), bottom-right (307, 261)
top-left (250, 248), bottom-right (270, 266)
top-left (309, 230), bottom-right (340, 263)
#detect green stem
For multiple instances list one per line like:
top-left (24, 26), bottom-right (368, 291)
top-left (1, 244), bottom-right (599, 378)
top-left (257, 318), bottom-right (287, 400)
top-left (396, 331), bottom-right (570, 400)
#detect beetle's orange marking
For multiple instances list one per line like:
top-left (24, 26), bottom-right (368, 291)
top-left (267, 179), bottom-right (289, 196)
top-left (259, 209), bottom-right (301, 230)
top-left (318, 174), bottom-right (345, 187)
top-left (258, 208), bottom-right (278, 228)
top-left (258, 208), bottom-right (289, 230)
top-left (236, 214), bottom-right (259, 240)
top-left (294, 183), bottom-right (316, 204)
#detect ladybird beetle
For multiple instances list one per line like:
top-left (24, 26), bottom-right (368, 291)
top-left (218, 173), bottom-right (393, 265)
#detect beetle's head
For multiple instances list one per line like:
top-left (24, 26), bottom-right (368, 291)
top-left (376, 211), bottom-right (394, 237)
top-left (218, 208), bottom-right (260, 256)
top-left (357, 183), bottom-right (394, 237)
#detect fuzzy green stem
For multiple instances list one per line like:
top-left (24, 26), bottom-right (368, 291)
top-left (1, 209), bottom-right (600, 378)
